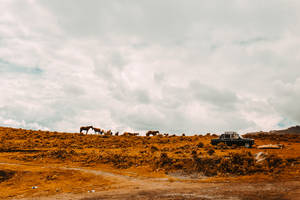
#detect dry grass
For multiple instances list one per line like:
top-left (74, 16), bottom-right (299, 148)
top-left (0, 163), bottom-right (113, 199)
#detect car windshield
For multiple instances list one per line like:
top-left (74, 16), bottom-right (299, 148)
top-left (232, 134), bottom-right (239, 139)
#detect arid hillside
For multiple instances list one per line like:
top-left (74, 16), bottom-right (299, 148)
top-left (246, 125), bottom-right (300, 135)
top-left (0, 126), bottom-right (300, 199)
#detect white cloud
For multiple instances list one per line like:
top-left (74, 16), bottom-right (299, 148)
top-left (0, 0), bottom-right (300, 134)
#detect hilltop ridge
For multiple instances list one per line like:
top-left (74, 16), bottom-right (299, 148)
top-left (246, 125), bottom-right (300, 135)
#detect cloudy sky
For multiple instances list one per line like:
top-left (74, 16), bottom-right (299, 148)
top-left (0, 0), bottom-right (300, 134)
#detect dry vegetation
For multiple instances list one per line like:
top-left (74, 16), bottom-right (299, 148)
top-left (0, 126), bottom-right (300, 199)
top-left (0, 164), bottom-right (112, 199)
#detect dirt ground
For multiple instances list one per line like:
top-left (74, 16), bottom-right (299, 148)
top-left (6, 161), bottom-right (297, 200)
top-left (0, 126), bottom-right (299, 200)
top-left (18, 165), bottom-right (300, 200)
top-left (80, 182), bottom-right (300, 200)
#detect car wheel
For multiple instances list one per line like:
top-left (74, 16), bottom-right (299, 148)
top-left (245, 143), bottom-right (250, 148)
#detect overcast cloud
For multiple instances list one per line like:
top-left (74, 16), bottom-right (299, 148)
top-left (0, 0), bottom-right (300, 134)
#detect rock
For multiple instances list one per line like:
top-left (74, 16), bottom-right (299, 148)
top-left (255, 152), bottom-right (268, 163)
top-left (257, 144), bottom-right (283, 149)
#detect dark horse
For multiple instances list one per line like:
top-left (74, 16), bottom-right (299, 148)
top-left (146, 130), bottom-right (159, 136)
top-left (92, 127), bottom-right (103, 135)
top-left (80, 126), bottom-right (93, 134)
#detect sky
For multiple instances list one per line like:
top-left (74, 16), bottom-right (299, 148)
top-left (0, 0), bottom-right (300, 135)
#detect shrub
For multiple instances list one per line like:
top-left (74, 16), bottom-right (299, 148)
top-left (216, 142), bottom-right (228, 149)
top-left (156, 153), bottom-right (172, 168)
top-left (196, 142), bottom-right (204, 148)
top-left (207, 149), bottom-right (215, 156)
top-left (150, 145), bottom-right (159, 153)
top-left (0, 170), bottom-right (15, 183)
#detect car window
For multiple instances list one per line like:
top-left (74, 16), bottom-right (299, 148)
top-left (225, 134), bottom-right (230, 139)
top-left (232, 134), bottom-right (239, 139)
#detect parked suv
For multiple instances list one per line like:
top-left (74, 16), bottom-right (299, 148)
top-left (211, 131), bottom-right (254, 148)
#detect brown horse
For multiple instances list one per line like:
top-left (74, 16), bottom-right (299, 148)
top-left (80, 126), bottom-right (93, 134)
top-left (146, 130), bottom-right (159, 136)
top-left (123, 132), bottom-right (139, 136)
top-left (92, 127), bottom-right (103, 135)
top-left (104, 130), bottom-right (112, 136)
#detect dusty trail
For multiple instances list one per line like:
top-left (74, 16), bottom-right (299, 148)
top-left (0, 161), bottom-right (169, 188)
top-left (0, 162), bottom-right (186, 198)
top-left (1, 162), bottom-right (300, 200)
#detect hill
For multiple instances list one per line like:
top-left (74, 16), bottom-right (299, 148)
top-left (0, 126), bottom-right (299, 199)
top-left (246, 125), bottom-right (300, 135)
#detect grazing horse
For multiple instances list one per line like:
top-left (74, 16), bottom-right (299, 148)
top-left (92, 127), bottom-right (103, 135)
top-left (104, 130), bottom-right (112, 136)
top-left (146, 130), bottom-right (159, 136)
top-left (80, 126), bottom-right (93, 134)
top-left (115, 132), bottom-right (119, 136)
top-left (123, 132), bottom-right (139, 136)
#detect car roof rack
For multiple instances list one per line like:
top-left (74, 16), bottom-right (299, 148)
top-left (224, 131), bottom-right (238, 134)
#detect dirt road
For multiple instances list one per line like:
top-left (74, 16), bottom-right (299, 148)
top-left (3, 162), bottom-right (297, 200)
top-left (22, 179), bottom-right (300, 200)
